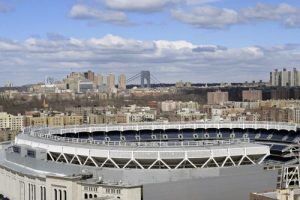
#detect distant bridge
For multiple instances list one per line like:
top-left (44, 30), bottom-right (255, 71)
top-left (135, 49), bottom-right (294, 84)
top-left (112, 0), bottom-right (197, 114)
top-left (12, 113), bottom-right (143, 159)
top-left (127, 71), bottom-right (161, 88)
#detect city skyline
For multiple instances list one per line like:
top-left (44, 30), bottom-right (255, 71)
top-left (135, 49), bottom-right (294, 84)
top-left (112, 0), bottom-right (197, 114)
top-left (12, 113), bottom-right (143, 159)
top-left (0, 0), bottom-right (300, 85)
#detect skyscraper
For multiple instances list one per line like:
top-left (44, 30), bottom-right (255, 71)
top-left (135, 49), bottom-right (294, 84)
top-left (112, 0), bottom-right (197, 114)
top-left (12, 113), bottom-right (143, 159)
top-left (107, 73), bottom-right (115, 89)
top-left (118, 74), bottom-right (126, 90)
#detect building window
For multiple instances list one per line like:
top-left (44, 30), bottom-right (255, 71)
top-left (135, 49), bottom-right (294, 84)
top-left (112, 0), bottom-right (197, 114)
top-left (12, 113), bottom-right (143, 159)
top-left (33, 185), bottom-right (36, 200)
top-left (84, 193), bottom-right (88, 199)
top-left (29, 184), bottom-right (31, 200)
top-left (54, 189), bottom-right (57, 200)
top-left (64, 190), bottom-right (67, 200)
top-left (40, 186), bottom-right (43, 200)
top-left (27, 150), bottom-right (36, 158)
top-left (13, 146), bottom-right (20, 153)
top-left (59, 190), bottom-right (62, 200)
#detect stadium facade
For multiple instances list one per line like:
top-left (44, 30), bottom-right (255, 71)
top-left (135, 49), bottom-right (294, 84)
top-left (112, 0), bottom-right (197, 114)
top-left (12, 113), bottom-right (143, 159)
top-left (0, 121), bottom-right (299, 200)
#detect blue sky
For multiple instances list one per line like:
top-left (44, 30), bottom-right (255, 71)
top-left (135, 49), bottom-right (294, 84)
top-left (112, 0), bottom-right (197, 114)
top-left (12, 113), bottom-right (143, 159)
top-left (0, 0), bottom-right (300, 85)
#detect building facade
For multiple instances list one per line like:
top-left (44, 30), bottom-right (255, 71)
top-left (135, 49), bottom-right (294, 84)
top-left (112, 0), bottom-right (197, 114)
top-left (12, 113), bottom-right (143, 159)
top-left (0, 112), bottom-right (23, 131)
top-left (207, 91), bottom-right (229, 105)
top-left (107, 74), bottom-right (115, 90)
top-left (270, 68), bottom-right (300, 87)
top-left (118, 74), bottom-right (126, 90)
top-left (242, 90), bottom-right (262, 102)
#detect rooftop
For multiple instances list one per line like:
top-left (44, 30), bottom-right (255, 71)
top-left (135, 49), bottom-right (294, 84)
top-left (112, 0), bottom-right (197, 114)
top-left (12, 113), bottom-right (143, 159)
top-left (16, 133), bottom-right (265, 152)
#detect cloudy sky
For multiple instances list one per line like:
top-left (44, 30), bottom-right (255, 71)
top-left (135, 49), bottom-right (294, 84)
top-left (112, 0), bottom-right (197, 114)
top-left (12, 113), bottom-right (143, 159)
top-left (0, 0), bottom-right (300, 85)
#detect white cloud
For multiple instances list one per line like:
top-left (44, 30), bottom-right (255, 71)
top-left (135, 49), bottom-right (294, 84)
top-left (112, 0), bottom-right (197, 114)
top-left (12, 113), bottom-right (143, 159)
top-left (185, 0), bottom-right (221, 5)
top-left (104, 0), bottom-right (173, 12)
top-left (172, 6), bottom-right (239, 29)
top-left (69, 4), bottom-right (128, 24)
top-left (102, 0), bottom-right (220, 12)
top-left (69, 2), bottom-right (300, 28)
top-left (0, 34), bottom-right (299, 85)
top-left (240, 3), bottom-right (298, 21)
top-left (154, 40), bottom-right (196, 50)
top-left (172, 3), bottom-right (300, 29)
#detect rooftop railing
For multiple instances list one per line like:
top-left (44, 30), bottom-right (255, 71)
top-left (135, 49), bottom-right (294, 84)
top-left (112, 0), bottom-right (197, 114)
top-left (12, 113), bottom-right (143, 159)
top-left (60, 121), bottom-right (297, 130)
top-left (25, 130), bottom-right (250, 148)
top-left (35, 134), bottom-right (250, 147)
top-left (22, 121), bottom-right (298, 136)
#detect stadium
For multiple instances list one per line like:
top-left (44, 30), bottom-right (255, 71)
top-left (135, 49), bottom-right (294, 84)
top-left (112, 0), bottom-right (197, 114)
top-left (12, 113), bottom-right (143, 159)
top-left (0, 121), bottom-right (300, 200)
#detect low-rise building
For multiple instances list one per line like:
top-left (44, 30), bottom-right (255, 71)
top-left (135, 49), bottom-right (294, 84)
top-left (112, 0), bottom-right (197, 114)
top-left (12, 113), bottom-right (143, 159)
top-left (47, 115), bottom-right (64, 127)
top-left (0, 112), bottom-right (23, 131)
top-left (25, 116), bottom-right (47, 127)
top-left (0, 130), bottom-right (18, 142)
top-left (250, 188), bottom-right (300, 200)
top-left (161, 100), bottom-right (177, 112)
top-left (89, 114), bottom-right (105, 124)
top-left (64, 115), bottom-right (84, 126)
top-left (176, 108), bottom-right (206, 122)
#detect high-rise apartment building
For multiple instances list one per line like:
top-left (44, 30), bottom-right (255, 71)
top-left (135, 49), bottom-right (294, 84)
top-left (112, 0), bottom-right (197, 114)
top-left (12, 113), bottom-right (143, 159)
top-left (270, 69), bottom-right (280, 86)
top-left (94, 74), bottom-right (103, 88)
top-left (242, 90), bottom-right (262, 102)
top-left (107, 73), bottom-right (115, 89)
top-left (270, 68), bottom-right (300, 87)
top-left (207, 91), bottom-right (228, 105)
top-left (271, 88), bottom-right (290, 100)
top-left (281, 68), bottom-right (290, 87)
top-left (290, 68), bottom-right (297, 87)
top-left (118, 74), bottom-right (126, 90)
top-left (84, 70), bottom-right (95, 83)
